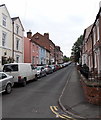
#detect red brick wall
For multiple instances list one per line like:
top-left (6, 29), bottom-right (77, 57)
top-left (80, 78), bottom-right (101, 105)
top-left (49, 40), bottom-right (55, 59)
top-left (24, 37), bottom-right (31, 63)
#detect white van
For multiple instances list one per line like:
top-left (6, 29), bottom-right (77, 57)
top-left (3, 63), bottom-right (37, 86)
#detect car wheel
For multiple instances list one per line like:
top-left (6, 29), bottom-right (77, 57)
top-left (34, 75), bottom-right (38, 81)
top-left (44, 72), bottom-right (47, 76)
top-left (6, 84), bottom-right (12, 94)
top-left (40, 73), bottom-right (42, 78)
top-left (22, 79), bottom-right (26, 87)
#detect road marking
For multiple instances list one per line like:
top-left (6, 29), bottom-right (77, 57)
top-left (61, 114), bottom-right (77, 120)
top-left (50, 106), bottom-right (66, 119)
top-left (53, 106), bottom-right (58, 111)
top-left (50, 106), bottom-right (77, 120)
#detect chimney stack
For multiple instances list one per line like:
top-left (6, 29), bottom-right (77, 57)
top-left (27, 30), bottom-right (32, 39)
top-left (44, 33), bottom-right (49, 39)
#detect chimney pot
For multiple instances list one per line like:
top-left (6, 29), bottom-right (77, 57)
top-left (44, 33), bottom-right (49, 39)
top-left (27, 30), bottom-right (32, 39)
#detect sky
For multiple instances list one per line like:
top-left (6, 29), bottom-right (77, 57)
top-left (0, 0), bottom-right (101, 57)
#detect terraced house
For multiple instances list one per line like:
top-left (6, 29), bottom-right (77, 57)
top-left (0, 4), bottom-right (12, 70)
top-left (24, 34), bottom-right (39, 66)
top-left (0, 4), bottom-right (24, 70)
top-left (25, 31), bottom-right (48, 65)
top-left (82, 7), bottom-right (101, 76)
top-left (25, 31), bottom-right (63, 65)
top-left (12, 17), bottom-right (24, 63)
top-left (55, 46), bottom-right (63, 64)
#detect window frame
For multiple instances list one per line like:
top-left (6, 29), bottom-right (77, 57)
top-left (96, 19), bottom-right (99, 41)
top-left (2, 14), bottom-right (7, 27)
top-left (93, 27), bottom-right (96, 45)
top-left (2, 31), bottom-right (7, 47)
top-left (16, 55), bottom-right (20, 63)
top-left (16, 38), bottom-right (20, 50)
top-left (16, 24), bottom-right (20, 34)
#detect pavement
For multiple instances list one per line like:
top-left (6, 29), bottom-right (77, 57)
top-left (58, 64), bottom-right (101, 119)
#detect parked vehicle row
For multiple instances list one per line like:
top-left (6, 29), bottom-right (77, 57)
top-left (3, 63), bottom-right (37, 87)
top-left (0, 61), bottom-right (72, 94)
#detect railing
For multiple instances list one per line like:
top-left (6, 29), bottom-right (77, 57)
top-left (77, 65), bottom-right (101, 83)
top-left (88, 71), bottom-right (101, 82)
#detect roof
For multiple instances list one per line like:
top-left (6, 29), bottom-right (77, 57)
top-left (85, 24), bottom-right (93, 39)
top-left (31, 32), bottom-right (50, 51)
top-left (49, 40), bottom-right (55, 46)
top-left (0, 4), bottom-right (5, 7)
top-left (11, 17), bottom-right (24, 31)
top-left (24, 36), bottom-right (50, 52)
top-left (0, 4), bottom-right (11, 19)
top-left (86, 7), bottom-right (101, 41)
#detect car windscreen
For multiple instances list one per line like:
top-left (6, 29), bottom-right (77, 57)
top-left (3, 65), bottom-right (18, 72)
top-left (36, 67), bottom-right (41, 70)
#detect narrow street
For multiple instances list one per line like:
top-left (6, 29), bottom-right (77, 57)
top-left (2, 64), bottom-right (73, 118)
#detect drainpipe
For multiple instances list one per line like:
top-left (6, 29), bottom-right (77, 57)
top-left (12, 21), bottom-right (14, 61)
top-left (91, 33), bottom-right (95, 72)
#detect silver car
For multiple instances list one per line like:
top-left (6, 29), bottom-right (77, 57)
top-left (0, 72), bottom-right (14, 94)
top-left (36, 66), bottom-right (46, 78)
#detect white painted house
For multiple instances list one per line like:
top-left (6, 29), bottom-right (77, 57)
top-left (12, 17), bottom-right (24, 63)
top-left (0, 4), bottom-right (12, 70)
top-left (0, 4), bottom-right (24, 70)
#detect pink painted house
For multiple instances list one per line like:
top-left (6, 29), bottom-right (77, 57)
top-left (24, 36), bottom-right (39, 66)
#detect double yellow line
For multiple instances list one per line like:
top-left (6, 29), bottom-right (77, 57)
top-left (50, 106), bottom-right (76, 120)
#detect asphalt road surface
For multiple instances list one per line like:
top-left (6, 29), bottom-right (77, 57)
top-left (2, 64), bottom-right (73, 118)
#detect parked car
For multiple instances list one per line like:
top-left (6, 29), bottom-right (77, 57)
top-left (54, 64), bottom-right (60, 71)
top-left (36, 66), bottom-right (46, 78)
top-left (0, 72), bottom-right (14, 94)
top-left (44, 65), bottom-right (53, 74)
top-left (3, 63), bottom-right (37, 86)
top-left (48, 65), bottom-right (55, 72)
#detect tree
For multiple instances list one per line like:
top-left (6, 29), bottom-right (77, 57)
top-left (63, 56), bottom-right (70, 62)
top-left (71, 35), bottom-right (83, 63)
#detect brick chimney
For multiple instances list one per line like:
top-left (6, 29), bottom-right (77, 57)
top-left (44, 33), bottom-right (49, 39)
top-left (27, 30), bottom-right (32, 39)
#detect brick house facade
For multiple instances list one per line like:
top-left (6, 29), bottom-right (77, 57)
top-left (26, 31), bottom-right (63, 65)
top-left (82, 7), bottom-right (101, 75)
top-left (55, 46), bottom-right (63, 64)
top-left (24, 36), bottom-right (39, 66)
top-left (30, 32), bottom-right (55, 64)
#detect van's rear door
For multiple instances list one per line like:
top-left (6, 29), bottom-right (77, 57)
top-left (3, 64), bottom-right (19, 82)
